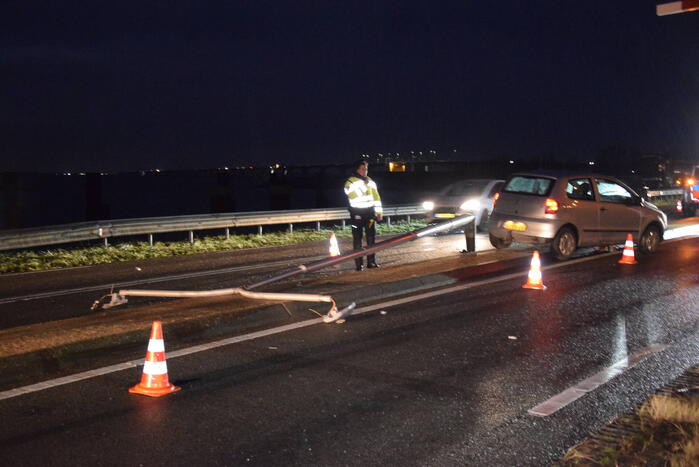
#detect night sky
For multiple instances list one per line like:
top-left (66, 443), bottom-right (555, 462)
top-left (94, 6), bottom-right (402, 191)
top-left (1, 1), bottom-right (697, 173)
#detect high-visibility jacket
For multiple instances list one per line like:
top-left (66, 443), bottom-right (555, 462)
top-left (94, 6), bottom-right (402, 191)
top-left (344, 175), bottom-right (383, 215)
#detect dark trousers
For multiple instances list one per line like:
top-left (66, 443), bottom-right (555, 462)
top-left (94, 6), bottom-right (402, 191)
top-left (350, 212), bottom-right (376, 268)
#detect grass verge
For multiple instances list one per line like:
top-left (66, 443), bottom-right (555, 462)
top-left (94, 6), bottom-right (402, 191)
top-left (0, 220), bottom-right (428, 274)
top-left (559, 368), bottom-right (699, 466)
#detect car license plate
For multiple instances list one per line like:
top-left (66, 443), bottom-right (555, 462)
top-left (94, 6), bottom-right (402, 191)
top-left (504, 220), bottom-right (526, 231)
top-left (435, 213), bottom-right (456, 218)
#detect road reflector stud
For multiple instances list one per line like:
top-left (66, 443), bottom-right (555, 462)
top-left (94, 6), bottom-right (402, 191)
top-left (129, 321), bottom-right (181, 397)
top-left (618, 234), bottom-right (638, 265)
top-left (329, 232), bottom-right (341, 257)
top-left (522, 250), bottom-right (547, 290)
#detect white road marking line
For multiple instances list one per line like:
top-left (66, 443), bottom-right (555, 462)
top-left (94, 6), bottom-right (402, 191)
top-left (528, 344), bottom-right (668, 417)
top-left (351, 250), bottom-right (620, 315)
top-left (0, 249), bottom-right (620, 402)
top-left (0, 258), bottom-right (316, 305)
top-left (0, 319), bottom-right (323, 401)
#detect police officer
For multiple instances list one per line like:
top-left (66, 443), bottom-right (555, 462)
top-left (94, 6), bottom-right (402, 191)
top-left (344, 160), bottom-right (383, 271)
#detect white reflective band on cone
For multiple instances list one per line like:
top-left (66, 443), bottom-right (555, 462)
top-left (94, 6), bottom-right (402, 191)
top-left (623, 249), bottom-right (634, 257)
top-left (530, 270), bottom-right (542, 280)
top-left (143, 360), bottom-right (168, 375)
top-left (147, 339), bottom-right (165, 352)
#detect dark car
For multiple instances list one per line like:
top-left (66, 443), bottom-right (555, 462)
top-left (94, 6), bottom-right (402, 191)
top-left (421, 179), bottom-right (504, 231)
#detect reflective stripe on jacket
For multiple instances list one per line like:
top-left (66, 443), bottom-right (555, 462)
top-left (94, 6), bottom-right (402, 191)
top-left (344, 176), bottom-right (383, 214)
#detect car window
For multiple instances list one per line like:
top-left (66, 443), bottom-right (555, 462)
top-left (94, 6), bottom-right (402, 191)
top-left (595, 179), bottom-right (633, 204)
top-left (488, 182), bottom-right (504, 198)
top-left (441, 181), bottom-right (488, 197)
top-left (503, 176), bottom-right (553, 196)
top-left (566, 178), bottom-right (594, 201)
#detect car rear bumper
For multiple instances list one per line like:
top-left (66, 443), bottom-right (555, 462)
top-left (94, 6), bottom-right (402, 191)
top-left (488, 213), bottom-right (560, 243)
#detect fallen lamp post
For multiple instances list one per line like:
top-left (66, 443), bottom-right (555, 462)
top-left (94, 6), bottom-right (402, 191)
top-left (92, 214), bottom-right (475, 323)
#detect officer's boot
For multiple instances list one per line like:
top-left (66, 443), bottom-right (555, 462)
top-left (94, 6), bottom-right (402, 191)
top-left (355, 257), bottom-right (364, 271)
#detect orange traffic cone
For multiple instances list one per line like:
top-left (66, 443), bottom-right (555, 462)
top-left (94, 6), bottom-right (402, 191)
top-left (522, 250), bottom-right (547, 290)
top-left (618, 234), bottom-right (638, 264)
top-left (329, 232), bottom-right (341, 257)
top-left (129, 321), bottom-right (181, 397)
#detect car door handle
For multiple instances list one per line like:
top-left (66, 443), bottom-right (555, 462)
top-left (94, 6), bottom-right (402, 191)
top-left (599, 207), bottom-right (608, 211)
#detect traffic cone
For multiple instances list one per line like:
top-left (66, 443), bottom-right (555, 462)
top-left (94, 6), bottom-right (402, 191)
top-left (618, 234), bottom-right (638, 265)
top-left (522, 250), bottom-right (546, 290)
top-left (129, 321), bottom-right (181, 397)
top-left (329, 232), bottom-right (341, 257)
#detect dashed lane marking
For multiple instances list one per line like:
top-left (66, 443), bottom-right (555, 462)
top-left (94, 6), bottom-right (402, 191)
top-left (528, 344), bottom-right (668, 417)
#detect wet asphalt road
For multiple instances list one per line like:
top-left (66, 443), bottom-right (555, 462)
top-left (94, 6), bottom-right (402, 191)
top-left (0, 231), bottom-right (493, 329)
top-left (2, 236), bottom-right (699, 466)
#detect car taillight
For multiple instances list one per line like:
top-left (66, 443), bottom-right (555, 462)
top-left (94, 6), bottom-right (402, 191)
top-left (492, 192), bottom-right (500, 207)
top-left (544, 198), bottom-right (559, 214)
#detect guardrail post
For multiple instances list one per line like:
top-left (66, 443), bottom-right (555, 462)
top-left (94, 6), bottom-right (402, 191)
top-left (316, 221), bottom-right (320, 231)
top-left (258, 226), bottom-right (263, 235)
top-left (103, 238), bottom-right (109, 248)
top-left (189, 231), bottom-right (194, 244)
top-left (462, 218), bottom-right (476, 254)
top-left (341, 220), bottom-right (345, 229)
top-left (387, 216), bottom-right (391, 227)
top-left (148, 234), bottom-right (153, 246)
top-left (407, 215), bottom-right (411, 224)
top-left (288, 223), bottom-right (293, 234)
top-left (225, 228), bottom-right (230, 240)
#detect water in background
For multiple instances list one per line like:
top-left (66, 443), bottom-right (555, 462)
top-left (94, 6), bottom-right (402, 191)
top-left (1, 163), bottom-right (497, 230)
top-left (0, 157), bottom-right (652, 230)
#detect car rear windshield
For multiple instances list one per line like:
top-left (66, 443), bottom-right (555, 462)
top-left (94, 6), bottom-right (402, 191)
top-left (503, 176), bottom-right (554, 196)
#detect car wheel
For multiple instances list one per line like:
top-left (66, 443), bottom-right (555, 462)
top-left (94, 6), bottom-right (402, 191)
top-left (489, 233), bottom-right (511, 249)
top-left (477, 210), bottom-right (489, 232)
top-left (639, 225), bottom-right (660, 254)
top-left (552, 227), bottom-right (577, 261)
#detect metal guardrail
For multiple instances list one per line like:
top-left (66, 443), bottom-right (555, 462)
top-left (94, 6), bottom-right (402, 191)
top-left (0, 187), bottom-right (682, 252)
top-left (0, 205), bottom-right (426, 251)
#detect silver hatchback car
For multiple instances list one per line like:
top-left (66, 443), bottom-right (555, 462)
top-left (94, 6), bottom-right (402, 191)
top-left (488, 171), bottom-right (667, 260)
